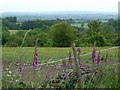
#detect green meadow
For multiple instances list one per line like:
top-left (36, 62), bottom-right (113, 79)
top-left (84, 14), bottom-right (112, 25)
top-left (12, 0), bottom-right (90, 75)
top-left (2, 47), bottom-right (118, 63)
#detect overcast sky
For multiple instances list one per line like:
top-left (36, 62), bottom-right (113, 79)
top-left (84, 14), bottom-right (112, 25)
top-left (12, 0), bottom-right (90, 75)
top-left (0, 0), bottom-right (119, 12)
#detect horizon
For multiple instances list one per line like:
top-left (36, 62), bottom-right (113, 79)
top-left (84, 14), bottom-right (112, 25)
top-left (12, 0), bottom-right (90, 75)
top-left (1, 11), bottom-right (118, 14)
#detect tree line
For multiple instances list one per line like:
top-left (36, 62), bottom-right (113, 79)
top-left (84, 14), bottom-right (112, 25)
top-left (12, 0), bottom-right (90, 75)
top-left (2, 17), bottom-right (119, 47)
top-left (2, 17), bottom-right (62, 30)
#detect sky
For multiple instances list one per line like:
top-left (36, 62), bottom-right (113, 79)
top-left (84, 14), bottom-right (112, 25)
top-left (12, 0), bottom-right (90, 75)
top-left (0, 0), bottom-right (119, 13)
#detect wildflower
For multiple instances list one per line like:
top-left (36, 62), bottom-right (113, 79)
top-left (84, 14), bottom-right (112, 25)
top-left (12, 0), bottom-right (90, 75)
top-left (35, 50), bottom-right (39, 65)
top-left (32, 50), bottom-right (39, 67)
top-left (5, 68), bottom-right (9, 71)
top-left (92, 45), bottom-right (97, 63)
top-left (62, 60), bottom-right (67, 67)
top-left (8, 71), bottom-right (12, 74)
top-left (79, 64), bottom-right (82, 68)
top-left (19, 62), bottom-right (23, 79)
top-left (69, 58), bottom-right (72, 65)
top-left (77, 48), bottom-right (82, 66)
top-left (96, 51), bottom-right (101, 65)
top-left (105, 51), bottom-right (108, 62)
top-left (77, 48), bottom-right (82, 53)
top-left (15, 80), bottom-right (19, 82)
top-left (69, 48), bottom-right (72, 66)
top-left (32, 59), bottom-right (36, 68)
top-left (6, 74), bottom-right (11, 77)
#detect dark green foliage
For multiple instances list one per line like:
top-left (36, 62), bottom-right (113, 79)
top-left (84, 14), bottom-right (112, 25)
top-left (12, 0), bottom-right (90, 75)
top-left (106, 19), bottom-right (118, 32)
top-left (87, 20), bottom-right (102, 35)
top-left (43, 40), bottom-right (53, 47)
top-left (2, 17), bottom-right (19, 30)
top-left (20, 19), bottom-right (60, 30)
top-left (2, 17), bottom-right (60, 30)
top-left (49, 22), bottom-right (76, 47)
top-left (90, 33), bottom-right (107, 46)
top-left (114, 36), bottom-right (120, 46)
top-left (8, 34), bottom-right (21, 47)
top-left (2, 27), bottom-right (10, 45)
top-left (2, 19), bottom-right (10, 27)
top-left (2, 18), bottom-right (119, 47)
top-left (6, 17), bottom-right (17, 22)
top-left (8, 23), bottom-right (20, 30)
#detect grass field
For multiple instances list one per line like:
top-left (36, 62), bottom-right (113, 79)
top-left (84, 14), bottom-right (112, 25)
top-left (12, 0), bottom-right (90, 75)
top-left (2, 46), bottom-right (119, 88)
top-left (2, 47), bottom-right (119, 63)
top-left (71, 23), bottom-right (88, 29)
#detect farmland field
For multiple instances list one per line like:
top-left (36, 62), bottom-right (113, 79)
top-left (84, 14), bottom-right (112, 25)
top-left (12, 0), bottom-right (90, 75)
top-left (2, 47), bottom-right (119, 62)
top-left (71, 23), bottom-right (88, 29)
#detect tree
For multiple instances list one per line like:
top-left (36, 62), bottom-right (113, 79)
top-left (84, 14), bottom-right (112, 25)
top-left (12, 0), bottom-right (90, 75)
top-left (88, 33), bottom-right (107, 47)
top-left (87, 20), bottom-right (107, 46)
top-left (87, 20), bottom-right (102, 35)
top-left (6, 17), bottom-right (17, 22)
top-left (49, 22), bottom-right (76, 47)
top-left (2, 19), bottom-right (9, 27)
top-left (2, 28), bottom-right (10, 45)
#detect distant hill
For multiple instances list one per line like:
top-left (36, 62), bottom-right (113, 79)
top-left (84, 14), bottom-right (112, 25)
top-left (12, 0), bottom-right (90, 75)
top-left (1, 11), bottom-right (118, 22)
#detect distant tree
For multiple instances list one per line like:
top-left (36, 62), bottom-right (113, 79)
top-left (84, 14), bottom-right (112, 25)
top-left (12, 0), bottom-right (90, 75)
top-left (24, 36), bottom-right (35, 47)
top-left (49, 22), bottom-right (76, 47)
top-left (101, 25), bottom-right (115, 45)
top-left (2, 19), bottom-right (9, 27)
top-left (88, 32), bottom-right (107, 47)
top-left (16, 30), bottom-right (26, 37)
top-left (20, 20), bottom-right (60, 30)
top-left (8, 23), bottom-right (20, 30)
top-left (106, 19), bottom-right (118, 32)
top-left (43, 40), bottom-right (53, 47)
top-left (114, 36), bottom-right (120, 46)
top-left (87, 20), bottom-right (107, 46)
top-left (6, 17), bottom-right (17, 22)
top-left (2, 28), bottom-right (10, 45)
top-left (87, 20), bottom-right (102, 35)
top-left (37, 33), bottom-right (48, 47)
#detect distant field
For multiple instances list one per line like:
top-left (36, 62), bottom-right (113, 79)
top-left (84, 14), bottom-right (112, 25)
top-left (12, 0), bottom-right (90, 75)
top-left (9, 30), bottom-right (27, 34)
top-left (2, 47), bottom-right (118, 63)
top-left (71, 23), bottom-right (88, 29)
top-left (71, 23), bottom-right (81, 27)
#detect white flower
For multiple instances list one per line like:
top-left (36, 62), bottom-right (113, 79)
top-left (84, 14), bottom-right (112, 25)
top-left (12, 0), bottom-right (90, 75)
top-left (6, 68), bottom-right (9, 71)
top-left (6, 74), bottom-right (11, 77)
top-left (15, 80), bottom-right (19, 82)
top-left (9, 71), bottom-right (12, 74)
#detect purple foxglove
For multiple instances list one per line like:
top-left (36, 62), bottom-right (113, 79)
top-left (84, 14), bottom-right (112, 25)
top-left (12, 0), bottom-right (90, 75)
top-left (35, 50), bottom-right (38, 65)
top-left (92, 46), bottom-right (97, 63)
top-left (19, 62), bottom-right (23, 79)
top-left (96, 51), bottom-right (101, 65)
top-left (32, 58), bottom-right (36, 68)
top-left (77, 48), bottom-right (82, 66)
top-left (77, 48), bottom-right (82, 53)
top-left (32, 50), bottom-right (39, 67)
top-left (69, 48), bottom-right (72, 65)
top-left (62, 60), bottom-right (67, 67)
top-left (79, 64), bottom-right (82, 68)
top-left (105, 51), bottom-right (108, 62)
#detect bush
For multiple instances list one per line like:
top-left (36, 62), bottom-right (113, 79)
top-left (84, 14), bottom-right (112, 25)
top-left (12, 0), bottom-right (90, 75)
top-left (43, 41), bottom-right (53, 47)
top-left (8, 42), bottom-right (18, 47)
